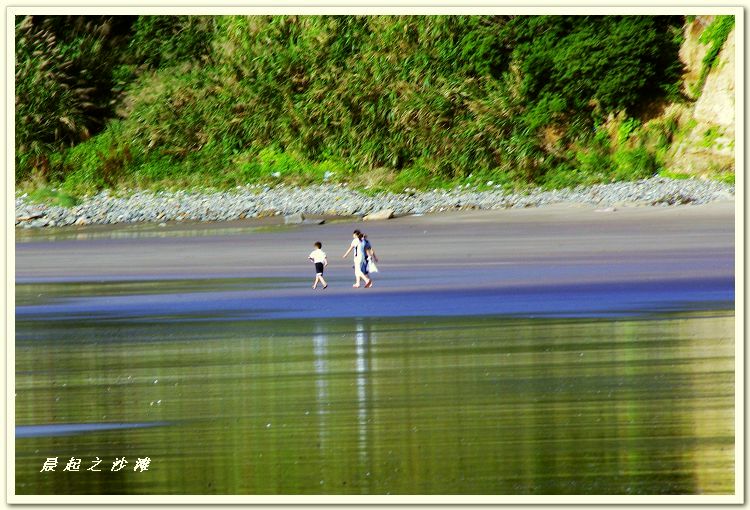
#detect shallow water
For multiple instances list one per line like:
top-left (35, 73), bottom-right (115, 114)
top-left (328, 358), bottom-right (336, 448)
top-left (15, 310), bottom-right (734, 495)
top-left (14, 207), bottom-right (736, 496)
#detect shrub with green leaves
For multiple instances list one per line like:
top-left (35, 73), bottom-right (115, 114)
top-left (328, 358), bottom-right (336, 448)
top-left (15, 15), bottom-right (134, 181)
top-left (18, 15), bottom-right (690, 193)
top-left (125, 15), bottom-right (216, 69)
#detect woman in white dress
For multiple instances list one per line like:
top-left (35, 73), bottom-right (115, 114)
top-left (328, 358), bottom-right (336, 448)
top-left (342, 229), bottom-right (372, 288)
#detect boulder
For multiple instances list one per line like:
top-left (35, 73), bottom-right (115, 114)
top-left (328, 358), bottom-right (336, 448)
top-left (284, 213), bottom-right (305, 224)
top-left (16, 212), bottom-right (44, 222)
top-left (363, 209), bottom-right (395, 221)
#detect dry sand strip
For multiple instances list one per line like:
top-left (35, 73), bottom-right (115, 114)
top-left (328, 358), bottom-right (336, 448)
top-left (14, 201), bottom-right (735, 320)
top-left (16, 201), bottom-right (735, 283)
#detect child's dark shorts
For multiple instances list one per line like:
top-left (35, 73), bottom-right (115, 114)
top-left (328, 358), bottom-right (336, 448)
top-left (315, 262), bottom-right (325, 274)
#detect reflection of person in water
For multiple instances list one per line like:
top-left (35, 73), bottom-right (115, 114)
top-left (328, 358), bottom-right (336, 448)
top-left (342, 229), bottom-right (371, 288)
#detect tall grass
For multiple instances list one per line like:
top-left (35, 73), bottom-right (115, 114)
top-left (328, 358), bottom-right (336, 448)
top-left (18, 15), bottom-right (688, 194)
top-left (15, 15), bottom-right (134, 182)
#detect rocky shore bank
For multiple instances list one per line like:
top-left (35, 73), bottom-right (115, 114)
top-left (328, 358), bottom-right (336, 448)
top-left (15, 176), bottom-right (734, 229)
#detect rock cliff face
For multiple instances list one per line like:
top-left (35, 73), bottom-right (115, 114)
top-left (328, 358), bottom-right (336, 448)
top-left (667, 16), bottom-right (735, 175)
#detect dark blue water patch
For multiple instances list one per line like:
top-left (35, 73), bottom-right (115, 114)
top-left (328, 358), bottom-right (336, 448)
top-left (16, 421), bottom-right (171, 438)
top-left (15, 276), bottom-right (734, 322)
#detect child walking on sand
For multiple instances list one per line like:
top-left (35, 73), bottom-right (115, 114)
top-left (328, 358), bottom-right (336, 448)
top-left (309, 242), bottom-right (328, 289)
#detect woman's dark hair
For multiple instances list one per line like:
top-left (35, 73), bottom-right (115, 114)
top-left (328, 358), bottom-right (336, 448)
top-left (314, 241), bottom-right (322, 248)
top-left (353, 229), bottom-right (361, 235)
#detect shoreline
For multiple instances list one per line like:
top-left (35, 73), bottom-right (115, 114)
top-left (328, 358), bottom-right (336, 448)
top-left (16, 200), bottom-right (735, 319)
top-left (15, 176), bottom-right (734, 229)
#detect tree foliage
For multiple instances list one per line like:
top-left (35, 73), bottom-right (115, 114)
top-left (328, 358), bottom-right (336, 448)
top-left (125, 15), bottom-right (216, 69)
top-left (501, 16), bottom-right (683, 114)
top-left (16, 14), bottom-right (690, 192)
top-left (15, 15), bottom-right (134, 179)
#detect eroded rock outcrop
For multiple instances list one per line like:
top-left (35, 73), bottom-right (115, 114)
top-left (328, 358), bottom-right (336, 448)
top-left (667, 16), bottom-right (735, 175)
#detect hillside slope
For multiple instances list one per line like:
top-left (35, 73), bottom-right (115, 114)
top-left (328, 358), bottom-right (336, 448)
top-left (14, 15), bottom-right (735, 197)
top-left (667, 15), bottom-right (735, 175)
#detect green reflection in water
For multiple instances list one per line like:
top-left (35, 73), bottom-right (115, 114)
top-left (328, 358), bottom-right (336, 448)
top-left (15, 215), bottom-right (347, 243)
top-left (15, 277), bottom-right (303, 306)
top-left (15, 312), bottom-right (734, 495)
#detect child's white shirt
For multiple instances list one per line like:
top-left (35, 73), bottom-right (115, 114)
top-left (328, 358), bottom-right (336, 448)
top-left (309, 249), bottom-right (327, 263)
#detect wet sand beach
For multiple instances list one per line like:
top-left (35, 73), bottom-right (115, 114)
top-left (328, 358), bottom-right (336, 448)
top-left (16, 201), bottom-right (735, 319)
top-left (14, 201), bottom-right (736, 497)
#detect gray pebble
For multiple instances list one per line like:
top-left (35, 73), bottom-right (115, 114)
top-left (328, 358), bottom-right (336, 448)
top-left (14, 176), bottom-right (734, 229)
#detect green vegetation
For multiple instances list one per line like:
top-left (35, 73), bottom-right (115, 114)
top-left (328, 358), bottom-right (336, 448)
top-left (700, 126), bottom-right (722, 148)
top-left (658, 169), bottom-right (693, 180)
top-left (15, 15), bottom-right (135, 184)
top-left (691, 15), bottom-right (734, 97)
top-left (24, 186), bottom-right (81, 207)
top-left (709, 170), bottom-right (735, 185)
top-left (17, 15), bottom-right (696, 195)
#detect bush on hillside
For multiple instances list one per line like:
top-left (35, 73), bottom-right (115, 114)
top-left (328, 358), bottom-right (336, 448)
top-left (17, 15), bottom-right (687, 192)
top-left (15, 15), bottom-right (134, 181)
